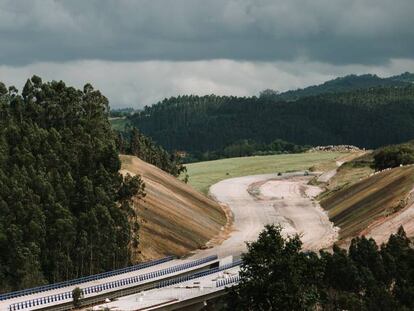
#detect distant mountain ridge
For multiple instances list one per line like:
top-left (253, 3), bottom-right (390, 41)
top-left (275, 72), bottom-right (414, 101)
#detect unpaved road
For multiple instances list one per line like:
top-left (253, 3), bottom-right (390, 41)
top-left (317, 160), bottom-right (345, 183)
top-left (190, 172), bottom-right (338, 259)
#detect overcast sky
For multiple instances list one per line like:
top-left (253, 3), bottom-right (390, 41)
top-left (0, 0), bottom-right (413, 108)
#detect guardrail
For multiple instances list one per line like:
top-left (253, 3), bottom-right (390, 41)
top-left (156, 259), bottom-right (242, 289)
top-left (8, 255), bottom-right (218, 311)
top-left (216, 275), bottom-right (240, 288)
top-left (80, 255), bottom-right (218, 296)
top-left (0, 256), bottom-right (175, 302)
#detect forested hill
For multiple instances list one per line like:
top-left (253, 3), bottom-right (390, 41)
top-left (0, 77), bottom-right (143, 292)
top-left (116, 128), bottom-right (187, 178)
top-left (128, 85), bottom-right (414, 153)
top-left (275, 72), bottom-right (414, 101)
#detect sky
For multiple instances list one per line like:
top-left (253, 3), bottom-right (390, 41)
top-left (0, 0), bottom-right (413, 109)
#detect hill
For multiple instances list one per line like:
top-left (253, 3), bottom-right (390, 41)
top-left (317, 143), bottom-right (414, 244)
top-left (119, 155), bottom-right (227, 260)
top-left (276, 72), bottom-right (414, 101)
top-left (127, 85), bottom-right (414, 153)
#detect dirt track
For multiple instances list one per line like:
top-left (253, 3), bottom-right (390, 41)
top-left (317, 161), bottom-right (345, 183)
top-left (190, 172), bottom-right (338, 259)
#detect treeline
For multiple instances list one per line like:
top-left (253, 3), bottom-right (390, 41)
top-left (0, 77), bottom-right (144, 292)
top-left (109, 107), bottom-right (135, 118)
top-left (275, 72), bottom-right (414, 101)
top-left (186, 139), bottom-right (309, 162)
top-left (226, 225), bottom-right (414, 310)
top-left (116, 127), bottom-right (187, 178)
top-left (127, 85), bottom-right (414, 153)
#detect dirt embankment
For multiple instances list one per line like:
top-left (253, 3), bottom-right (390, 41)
top-left (119, 155), bottom-right (227, 261)
top-left (320, 165), bottom-right (414, 244)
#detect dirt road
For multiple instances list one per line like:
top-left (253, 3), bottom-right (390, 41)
top-left (190, 172), bottom-right (338, 259)
top-left (317, 160), bottom-right (345, 183)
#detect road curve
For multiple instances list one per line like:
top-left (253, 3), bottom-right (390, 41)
top-left (190, 172), bottom-right (338, 259)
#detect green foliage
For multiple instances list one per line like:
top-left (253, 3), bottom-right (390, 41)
top-left (0, 77), bottom-right (144, 292)
top-left (127, 86), bottom-right (414, 154)
top-left (373, 143), bottom-right (414, 171)
top-left (276, 73), bottom-right (413, 101)
top-left (72, 287), bottom-right (82, 308)
top-left (110, 118), bottom-right (130, 131)
top-left (116, 127), bottom-right (187, 178)
top-left (228, 225), bottom-right (322, 310)
top-left (226, 225), bottom-right (414, 311)
top-left (118, 173), bottom-right (146, 204)
top-left (109, 107), bottom-right (135, 118)
top-left (187, 139), bottom-right (308, 162)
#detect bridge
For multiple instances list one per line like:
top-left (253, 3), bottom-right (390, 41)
top-left (0, 255), bottom-right (240, 311)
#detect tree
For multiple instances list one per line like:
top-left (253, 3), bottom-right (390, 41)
top-left (373, 144), bottom-right (414, 170)
top-left (117, 127), bottom-right (187, 177)
top-left (227, 225), bottom-right (414, 310)
top-left (118, 173), bottom-right (146, 204)
top-left (72, 287), bottom-right (82, 308)
top-left (126, 86), bottom-right (414, 155)
top-left (0, 82), bottom-right (7, 96)
top-left (0, 77), bottom-right (145, 292)
top-left (226, 225), bottom-right (322, 310)
top-left (259, 89), bottom-right (279, 98)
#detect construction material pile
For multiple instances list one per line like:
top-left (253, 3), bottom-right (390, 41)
top-left (308, 145), bottom-right (361, 152)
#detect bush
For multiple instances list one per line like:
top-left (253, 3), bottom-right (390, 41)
top-left (373, 144), bottom-right (414, 170)
top-left (72, 287), bottom-right (82, 308)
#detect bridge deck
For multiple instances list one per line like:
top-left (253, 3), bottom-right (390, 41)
top-left (1, 256), bottom-right (219, 311)
top-left (91, 266), bottom-right (240, 310)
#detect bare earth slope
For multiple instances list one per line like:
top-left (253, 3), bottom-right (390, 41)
top-left (320, 165), bottom-right (414, 243)
top-left (364, 194), bottom-right (414, 245)
top-left (119, 155), bottom-right (226, 261)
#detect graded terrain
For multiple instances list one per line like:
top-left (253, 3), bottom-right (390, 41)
top-left (189, 171), bottom-right (338, 261)
top-left (120, 155), bottom-right (227, 261)
top-left (320, 165), bottom-right (414, 243)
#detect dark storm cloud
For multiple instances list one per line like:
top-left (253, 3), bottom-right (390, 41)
top-left (0, 0), bottom-right (413, 66)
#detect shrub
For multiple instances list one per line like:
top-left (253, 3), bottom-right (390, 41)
top-left (72, 287), bottom-right (82, 308)
top-left (373, 144), bottom-right (414, 170)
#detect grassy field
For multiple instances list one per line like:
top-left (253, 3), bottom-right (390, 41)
top-left (186, 152), bottom-right (346, 194)
top-left (110, 117), bottom-right (130, 131)
top-left (318, 152), bottom-right (374, 198)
